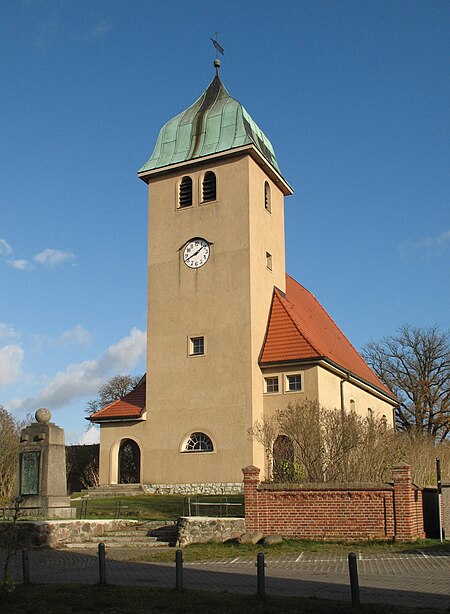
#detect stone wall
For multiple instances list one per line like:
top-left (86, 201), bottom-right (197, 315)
top-left (0, 519), bottom-right (136, 549)
top-left (177, 516), bottom-right (245, 546)
top-left (142, 482), bottom-right (243, 495)
top-left (243, 464), bottom-right (425, 542)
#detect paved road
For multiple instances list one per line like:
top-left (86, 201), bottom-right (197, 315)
top-left (1, 548), bottom-right (449, 610)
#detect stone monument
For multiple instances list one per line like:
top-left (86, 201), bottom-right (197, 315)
top-left (16, 408), bottom-right (76, 519)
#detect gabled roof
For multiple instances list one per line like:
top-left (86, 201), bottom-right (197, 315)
top-left (88, 376), bottom-right (146, 422)
top-left (260, 275), bottom-right (395, 399)
top-left (138, 72), bottom-right (280, 174)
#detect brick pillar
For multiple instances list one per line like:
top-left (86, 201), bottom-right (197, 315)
top-left (392, 464), bottom-right (424, 541)
top-left (242, 465), bottom-right (260, 533)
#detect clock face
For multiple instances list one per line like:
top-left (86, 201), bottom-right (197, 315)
top-left (183, 238), bottom-right (210, 269)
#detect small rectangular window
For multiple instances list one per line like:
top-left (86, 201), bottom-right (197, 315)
top-left (265, 251), bottom-right (272, 271)
top-left (264, 376), bottom-right (279, 394)
top-left (286, 374), bottom-right (302, 392)
top-left (189, 336), bottom-right (205, 356)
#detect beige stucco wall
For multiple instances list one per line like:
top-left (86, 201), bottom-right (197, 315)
top-left (316, 365), bottom-right (395, 426)
top-left (98, 153), bottom-right (288, 486)
top-left (261, 364), bottom-right (318, 419)
top-left (97, 149), bottom-right (395, 487)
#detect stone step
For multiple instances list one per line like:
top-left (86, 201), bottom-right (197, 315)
top-left (63, 539), bottom-right (171, 549)
top-left (96, 535), bottom-right (159, 543)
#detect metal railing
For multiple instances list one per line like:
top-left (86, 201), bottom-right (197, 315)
top-left (183, 496), bottom-right (243, 517)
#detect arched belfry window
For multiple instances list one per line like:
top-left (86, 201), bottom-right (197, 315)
top-left (264, 181), bottom-right (271, 213)
top-left (179, 176), bottom-right (193, 208)
top-left (202, 171), bottom-right (216, 202)
top-left (184, 432), bottom-right (213, 452)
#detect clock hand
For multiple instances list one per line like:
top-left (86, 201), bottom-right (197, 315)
top-left (185, 247), bottom-right (203, 261)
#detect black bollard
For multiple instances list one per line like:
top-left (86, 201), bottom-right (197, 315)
top-left (348, 552), bottom-right (360, 606)
top-left (256, 552), bottom-right (266, 598)
top-left (175, 548), bottom-right (183, 590)
top-left (98, 542), bottom-right (107, 585)
top-left (21, 549), bottom-right (30, 585)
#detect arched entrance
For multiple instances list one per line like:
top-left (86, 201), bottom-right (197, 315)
top-left (118, 439), bottom-right (141, 484)
top-left (273, 434), bottom-right (295, 482)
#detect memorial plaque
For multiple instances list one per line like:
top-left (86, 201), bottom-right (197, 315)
top-left (20, 451), bottom-right (40, 496)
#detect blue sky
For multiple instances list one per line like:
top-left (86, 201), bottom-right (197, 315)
top-left (1, 1), bottom-right (448, 444)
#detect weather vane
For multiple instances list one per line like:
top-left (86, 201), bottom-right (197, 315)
top-left (210, 32), bottom-right (224, 58)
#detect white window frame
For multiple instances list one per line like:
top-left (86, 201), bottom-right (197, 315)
top-left (284, 373), bottom-right (302, 393)
top-left (264, 376), bottom-right (280, 394)
top-left (180, 431), bottom-right (215, 454)
top-left (265, 251), bottom-right (273, 271)
top-left (188, 335), bottom-right (206, 357)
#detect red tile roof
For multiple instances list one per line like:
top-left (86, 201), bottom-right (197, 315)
top-left (88, 376), bottom-right (146, 421)
top-left (260, 275), bottom-right (395, 398)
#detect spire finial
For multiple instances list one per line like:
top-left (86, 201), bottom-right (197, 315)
top-left (210, 32), bottom-right (224, 75)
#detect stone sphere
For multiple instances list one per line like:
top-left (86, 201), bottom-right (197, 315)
top-left (35, 408), bottom-right (52, 424)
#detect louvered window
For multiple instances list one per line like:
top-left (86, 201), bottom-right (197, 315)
top-left (179, 176), bottom-right (193, 208)
top-left (202, 171), bottom-right (216, 202)
top-left (264, 181), bottom-right (271, 212)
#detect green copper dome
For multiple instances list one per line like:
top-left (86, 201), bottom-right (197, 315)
top-left (139, 73), bottom-right (280, 173)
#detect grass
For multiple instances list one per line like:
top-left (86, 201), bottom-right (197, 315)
top-left (69, 493), bottom-right (244, 521)
top-left (0, 584), bottom-right (444, 614)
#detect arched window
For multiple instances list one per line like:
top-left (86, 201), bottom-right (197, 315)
top-left (184, 432), bottom-right (213, 452)
top-left (350, 399), bottom-right (356, 412)
top-left (179, 176), bottom-right (193, 208)
top-left (273, 435), bottom-right (295, 482)
top-left (202, 171), bottom-right (216, 202)
top-left (264, 181), bottom-right (271, 213)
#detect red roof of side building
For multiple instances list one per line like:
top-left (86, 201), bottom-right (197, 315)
top-left (260, 275), bottom-right (395, 399)
top-left (88, 376), bottom-right (146, 421)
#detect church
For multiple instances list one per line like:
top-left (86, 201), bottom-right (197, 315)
top-left (89, 61), bottom-right (397, 492)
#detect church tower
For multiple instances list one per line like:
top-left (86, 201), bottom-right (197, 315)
top-left (91, 62), bottom-right (397, 489)
top-left (136, 62), bottom-right (292, 485)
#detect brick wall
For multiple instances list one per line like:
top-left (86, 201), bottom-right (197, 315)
top-left (242, 464), bottom-right (425, 542)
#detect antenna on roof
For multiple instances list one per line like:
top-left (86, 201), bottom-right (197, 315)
top-left (210, 32), bottom-right (224, 75)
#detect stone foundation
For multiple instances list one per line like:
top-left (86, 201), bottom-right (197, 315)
top-left (177, 516), bottom-right (245, 546)
top-left (142, 482), bottom-right (243, 495)
top-left (0, 519), bottom-right (137, 549)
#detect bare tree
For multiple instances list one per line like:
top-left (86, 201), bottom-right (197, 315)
top-left (363, 325), bottom-right (450, 441)
top-left (85, 374), bottom-right (143, 417)
top-left (250, 400), bottom-right (398, 483)
top-left (66, 445), bottom-right (100, 492)
top-left (0, 407), bottom-right (22, 501)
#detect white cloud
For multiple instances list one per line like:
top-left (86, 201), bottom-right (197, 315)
top-left (0, 324), bottom-right (19, 340)
top-left (0, 344), bottom-right (24, 387)
top-left (10, 328), bottom-right (146, 412)
top-left (0, 239), bottom-right (12, 257)
top-left (58, 325), bottom-right (93, 347)
top-left (9, 258), bottom-right (33, 270)
top-left (33, 248), bottom-right (75, 267)
top-left (78, 428), bottom-right (100, 445)
top-left (31, 325), bottom-right (93, 354)
top-left (400, 229), bottom-right (450, 260)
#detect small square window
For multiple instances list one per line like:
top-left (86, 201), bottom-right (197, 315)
top-left (265, 251), bottom-right (272, 271)
top-left (264, 376), bottom-right (279, 394)
top-left (189, 336), bottom-right (205, 356)
top-left (286, 374), bottom-right (302, 392)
